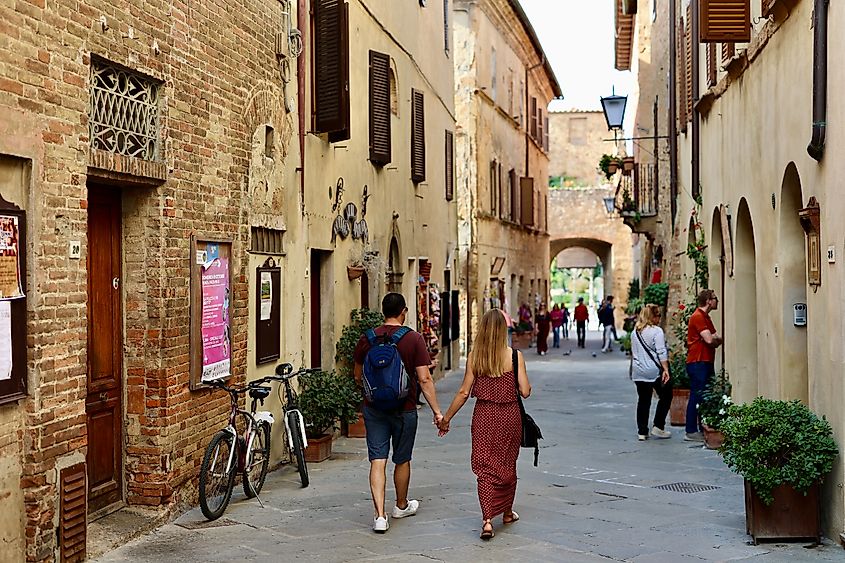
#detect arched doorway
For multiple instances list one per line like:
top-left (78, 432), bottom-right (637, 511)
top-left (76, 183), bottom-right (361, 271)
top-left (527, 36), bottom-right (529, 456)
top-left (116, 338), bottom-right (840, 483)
top-left (735, 198), bottom-right (758, 401)
top-left (709, 208), bottom-right (724, 369)
top-left (550, 246), bottom-right (605, 320)
top-left (779, 163), bottom-right (809, 403)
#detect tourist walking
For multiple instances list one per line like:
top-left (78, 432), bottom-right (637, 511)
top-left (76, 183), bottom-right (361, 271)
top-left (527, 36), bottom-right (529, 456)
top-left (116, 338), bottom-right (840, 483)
top-left (550, 304), bottom-right (563, 348)
top-left (630, 304), bottom-right (672, 441)
top-left (599, 296), bottom-right (616, 353)
top-left (437, 309), bottom-right (532, 540)
top-left (685, 289), bottom-right (723, 442)
top-left (534, 303), bottom-right (551, 355)
top-left (561, 304), bottom-right (570, 339)
top-left (573, 297), bottom-right (588, 348)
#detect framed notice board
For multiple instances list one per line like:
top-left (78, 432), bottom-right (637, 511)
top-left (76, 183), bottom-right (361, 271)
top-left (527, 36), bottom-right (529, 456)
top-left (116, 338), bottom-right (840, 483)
top-left (255, 257), bottom-right (281, 364)
top-left (190, 236), bottom-right (233, 390)
top-left (0, 197), bottom-right (26, 404)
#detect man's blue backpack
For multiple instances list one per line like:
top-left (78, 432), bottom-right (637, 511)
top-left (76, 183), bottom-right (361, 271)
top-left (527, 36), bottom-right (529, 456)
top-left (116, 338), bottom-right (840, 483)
top-left (362, 327), bottom-right (412, 411)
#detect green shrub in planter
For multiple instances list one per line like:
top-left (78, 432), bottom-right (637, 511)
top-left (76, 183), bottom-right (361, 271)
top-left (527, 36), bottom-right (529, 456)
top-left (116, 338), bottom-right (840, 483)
top-left (697, 369), bottom-right (732, 430)
top-left (299, 370), bottom-right (361, 438)
top-left (642, 282), bottom-right (669, 308)
top-left (668, 348), bottom-right (689, 389)
top-left (720, 398), bottom-right (838, 505)
top-left (335, 308), bottom-right (384, 377)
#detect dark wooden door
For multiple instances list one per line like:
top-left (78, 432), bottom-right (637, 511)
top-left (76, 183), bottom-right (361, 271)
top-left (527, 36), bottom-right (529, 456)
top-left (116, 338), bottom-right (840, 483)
top-left (310, 251), bottom-right (321, 368)
top-left (86, 185), bottom-right (123, 513)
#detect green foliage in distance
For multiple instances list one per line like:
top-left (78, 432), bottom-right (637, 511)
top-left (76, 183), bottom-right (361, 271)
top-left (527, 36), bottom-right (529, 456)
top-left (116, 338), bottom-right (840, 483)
top-left (642, 282), bottom-right (669, 308)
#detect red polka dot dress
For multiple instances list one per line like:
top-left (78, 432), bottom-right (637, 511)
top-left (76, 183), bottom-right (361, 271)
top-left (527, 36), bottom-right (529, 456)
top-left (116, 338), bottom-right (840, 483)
top-left (470, 366), bottom-right (522, 520)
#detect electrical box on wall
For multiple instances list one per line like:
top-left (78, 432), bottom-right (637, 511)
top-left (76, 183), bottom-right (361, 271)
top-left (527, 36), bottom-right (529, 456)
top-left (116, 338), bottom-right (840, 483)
top-left (793, 303), bottom-right (807, 327)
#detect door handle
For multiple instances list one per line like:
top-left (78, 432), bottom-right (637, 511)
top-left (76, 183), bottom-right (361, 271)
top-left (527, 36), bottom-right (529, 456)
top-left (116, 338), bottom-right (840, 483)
top-left (100, 392), bottom-right (108, 402)
top-left (112, 277), bottom-right (120, 290)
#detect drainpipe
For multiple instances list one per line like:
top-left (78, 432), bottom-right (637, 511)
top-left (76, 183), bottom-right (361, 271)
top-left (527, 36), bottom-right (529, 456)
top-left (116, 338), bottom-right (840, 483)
top-left (691, 0), bottom-right (700, 201)
top-left (807, 0), bottom-right (829, 162)
top-left (668, 0), bottom-right (678, 226)
top-left (297, 0), bottom-right (307, 208)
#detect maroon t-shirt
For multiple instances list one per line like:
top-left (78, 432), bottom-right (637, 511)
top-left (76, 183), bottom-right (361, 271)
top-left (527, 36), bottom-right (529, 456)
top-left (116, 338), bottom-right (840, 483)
top-left (353, 324), bottom-right (430, 411)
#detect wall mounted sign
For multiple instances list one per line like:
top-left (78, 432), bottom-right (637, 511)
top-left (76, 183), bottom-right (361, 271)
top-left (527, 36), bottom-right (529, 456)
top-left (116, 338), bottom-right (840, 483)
top-left (190, 236), bottom-right (233, 389)
top-left (0, 198), bottom-right (26, 404)
top-left (0, 215), bottom-right (23, 299)
top-left (256, 257), bottom-right (281, 365)
top-left (798, 197), bottom-right (821, 289)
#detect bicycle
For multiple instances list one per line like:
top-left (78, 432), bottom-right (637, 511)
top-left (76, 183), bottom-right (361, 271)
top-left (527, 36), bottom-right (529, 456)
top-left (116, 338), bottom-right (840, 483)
top-left (198, 378), bottom-right (274, 520)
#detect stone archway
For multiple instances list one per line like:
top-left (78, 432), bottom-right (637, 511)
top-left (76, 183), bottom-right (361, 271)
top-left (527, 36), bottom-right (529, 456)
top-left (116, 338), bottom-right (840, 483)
top-left (709, 207), bottom-right (724, 368)
top-left (550, 237), bottom-right (614, 300)
top-left (735, 198), bottom-right (758, 401)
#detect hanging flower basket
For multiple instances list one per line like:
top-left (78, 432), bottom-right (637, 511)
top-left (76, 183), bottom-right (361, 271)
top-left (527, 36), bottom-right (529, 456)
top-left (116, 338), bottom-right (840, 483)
top-left (346, 265), bottom-right (365, 280)
top-left (622, 156), bottom-right (635, 175)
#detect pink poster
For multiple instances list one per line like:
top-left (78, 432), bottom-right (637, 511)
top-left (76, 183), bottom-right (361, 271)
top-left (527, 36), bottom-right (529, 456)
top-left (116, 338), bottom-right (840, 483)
top-left (201, 257), bottom-right (230, 382)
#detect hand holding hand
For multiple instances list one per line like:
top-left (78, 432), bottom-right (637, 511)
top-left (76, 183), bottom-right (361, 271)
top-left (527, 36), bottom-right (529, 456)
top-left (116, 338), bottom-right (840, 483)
top-left (437, 417), bottom-right (450, 437)
top-left (433, 412), bottom-right (443, 426)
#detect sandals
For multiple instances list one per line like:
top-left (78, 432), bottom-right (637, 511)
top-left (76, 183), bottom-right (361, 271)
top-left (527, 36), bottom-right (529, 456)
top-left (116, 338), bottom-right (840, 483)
top-left (503, 510), bottom-right (520, 524)
top-left (480, 521), bottom-right (495, 540)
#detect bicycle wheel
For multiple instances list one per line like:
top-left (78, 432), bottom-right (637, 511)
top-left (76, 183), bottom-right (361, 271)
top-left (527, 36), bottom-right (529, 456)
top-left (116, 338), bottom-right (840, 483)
top-left (288, 412), bottom-right (309, 488)
top-left (243, 421), bottom-right (270, 498)
top-left (199, 431), bottom-right (237, 520)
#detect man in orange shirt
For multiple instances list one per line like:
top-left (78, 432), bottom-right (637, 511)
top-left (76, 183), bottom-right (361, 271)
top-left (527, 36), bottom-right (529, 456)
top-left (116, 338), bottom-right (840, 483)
top-left (573, 297), bottom-right (589, 348)
top-left (684, 289), bottom-right (723, 441)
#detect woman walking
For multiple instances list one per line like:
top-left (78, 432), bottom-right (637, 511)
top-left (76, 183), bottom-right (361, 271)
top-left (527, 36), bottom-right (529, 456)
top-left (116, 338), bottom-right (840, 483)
top-left (534, 303), bottom-right (551, 355)
top-left (438, 309), bottom-right (532, 539)
top-left (550, 304), bottom-right (563, 348)
top-left (630, 304), bottom-right (672, 441)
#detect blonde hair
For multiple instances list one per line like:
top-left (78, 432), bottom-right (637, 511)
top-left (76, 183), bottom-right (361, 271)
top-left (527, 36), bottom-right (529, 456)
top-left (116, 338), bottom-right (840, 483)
top-left (635, 304), bottom-right (661, 331)
top-left (470, 309), bottom-right (509, 377)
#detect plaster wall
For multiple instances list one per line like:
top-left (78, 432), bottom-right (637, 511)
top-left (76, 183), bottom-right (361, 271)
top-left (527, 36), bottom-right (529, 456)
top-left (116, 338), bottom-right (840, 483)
top-left (547, 111), bottom-right (608, 187)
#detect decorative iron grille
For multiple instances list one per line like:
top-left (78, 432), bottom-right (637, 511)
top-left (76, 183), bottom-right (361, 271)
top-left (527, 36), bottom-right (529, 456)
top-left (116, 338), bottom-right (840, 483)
top-left (89, 59), bottom-right (160, 160)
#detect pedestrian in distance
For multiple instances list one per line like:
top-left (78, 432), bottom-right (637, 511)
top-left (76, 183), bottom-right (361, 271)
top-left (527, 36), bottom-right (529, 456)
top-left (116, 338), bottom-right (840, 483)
top-left (353, 292), bottom-right (444, 533)
top-left (437, 309), bottom-right (532, 540)
top-left (599, 296), bottom-right (615, 353)
top-left (550, 303), bottom-right (563, 348)
top-left (574, 297), bottom-right (588, 348)
top-left (630, 304), bottom-right (672, 441)
top-left (684, 289), bottom-right (723, 442)
top-left (561, 303), bottom-right (570, 339)
top-left (534, 302), bottom-right (551, 356)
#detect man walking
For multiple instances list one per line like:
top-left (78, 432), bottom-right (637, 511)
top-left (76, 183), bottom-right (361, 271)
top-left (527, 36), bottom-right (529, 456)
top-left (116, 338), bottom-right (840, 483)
top-left (574, 297), bottom-right (588, 348)
top-left (353, 293), bottom-right (443, 533)
top-left (600, 296), bottom-right (615, 353)
top-left (684, 289), bottom-right (723, 442)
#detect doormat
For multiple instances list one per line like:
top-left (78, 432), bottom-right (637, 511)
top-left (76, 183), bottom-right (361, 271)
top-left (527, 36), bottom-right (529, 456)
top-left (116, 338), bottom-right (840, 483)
top-left (653, 482), bottom-right (720, 494)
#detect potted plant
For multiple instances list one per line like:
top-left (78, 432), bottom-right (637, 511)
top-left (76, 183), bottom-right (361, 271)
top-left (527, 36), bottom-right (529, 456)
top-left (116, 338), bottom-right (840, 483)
top-left (298, 369), bottom-right (361, 462)
top-left (620, 188), bottom-right (636, 213)
top-left (622, 156), bottom-right (635, 174)
top-left (598, 154), bottom-right (622, 179)
top-left (335, 308), bottom-right (384, 437)
top-left (720, 398), bottom-right (838, 543)
top-left (667, 349), bottom-right (690, 426)
top-left (697, 369), bottom-right (732, 449)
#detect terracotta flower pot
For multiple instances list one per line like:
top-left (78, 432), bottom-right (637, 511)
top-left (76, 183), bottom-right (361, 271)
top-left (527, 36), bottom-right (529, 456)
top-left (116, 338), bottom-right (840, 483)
top-left (347, 414), bottom-right (366, 438)
top-left (669, 388), bottom-right (690, 427)
top-left (304, 433), bottom-right (333, 463)
top-left (607, 161), bottom-right (619, 175)
top-left (702, 424), bottom-right (724, 450)
top-left (347, 265), bottom-right (365, 280)
top-left (622, 156), bottom-right (635, 172)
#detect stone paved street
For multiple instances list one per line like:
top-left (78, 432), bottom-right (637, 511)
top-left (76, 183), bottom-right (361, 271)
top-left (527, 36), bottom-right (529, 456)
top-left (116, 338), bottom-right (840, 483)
top-left (96, 334), bottom-right (843, 562)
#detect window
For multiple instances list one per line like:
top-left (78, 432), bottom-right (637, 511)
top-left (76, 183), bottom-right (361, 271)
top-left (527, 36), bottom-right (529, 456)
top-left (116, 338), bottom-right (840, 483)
top-left (509, 169), bottom-right (518, 221)
top-left (721, 42), bottom-right (735, 63)
top-left (530, 97), bottom-right (538, 139)
top-left (251, 226), bottom-right (285, 255)
top-left (544, 115), bottom-right (550, 152)
top-left (389, 67), bottom-right (399, 116)
top-left (498, 162), bottom-right (505, 220)
top-left (518, 81), bottom-right (524, 126)
top-left (312, 0), bottom-right (350, 141)
top-left (706, 43), bottom-right (717, 87)
top-left (489, 160), bottom-right (498, 215)
top-left (520, 177), bottom-right (534, 226)
top-left (411, 89), bottom-right (426, 183)
top-left (445, 130), bottom-right (454, 201)
top-left (700, 0), bottom-right (751, 43)
top-left (537, 108), bottom-right (543, 144)
top-left (490, 48), bottom-right (497, 101)
top-left (264, 126), bottom-right (274, 159)
top-left (369, 50), bottom-right (391, 165)
top-left (443, 0), bottom-right (450, 53)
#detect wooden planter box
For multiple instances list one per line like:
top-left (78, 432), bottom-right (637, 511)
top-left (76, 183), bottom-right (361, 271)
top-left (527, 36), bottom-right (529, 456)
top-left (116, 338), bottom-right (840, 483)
top-left (669, 388), bottom-right (689, 426)
top-left (347, 414), bottom-right (366, 438)
top-left (512, 331), bottom-right (532, 350)
top-left (702, 424), bottom-right (724, 450)
top-left (744, 481), bottom-right (821, 544)
top-left (304, 434), bottom-right (333, 463)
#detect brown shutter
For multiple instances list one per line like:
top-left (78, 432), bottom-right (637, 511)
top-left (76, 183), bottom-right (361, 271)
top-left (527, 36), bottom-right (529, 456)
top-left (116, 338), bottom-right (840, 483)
top-left (314, 0), bottom-right (350, 137)
top-left (489, 160), bottom-right (497, 214)
top-left (444, 130), bottom-right (454, 201)
top-left (509, 169), bottom-right (518, 221)
top-left (678, 17), bottom-right (688, 130)
top-left (530, 97), bottom-right (538, 139)
top-left (721, 42), bottom-right (735, 63)
top-left (706, 43), bottom-right (717, 87)
top-left (369, 50), bottom-right (391, 165)
top-left (520, 177), bottom-right (534, 226)
top-left (498, 162), bottom-right (504, 219)
top-left (537, 108), bottom-right (543, 144)
top-left (700, 0), bottom-right (751, 43)
top-left (59, 463), bottom-right (87, 562)
top-left (411, 89), bottom-right (426, 183)
top-left (544, 114), bottom-right (550, 152)
top-left (761, 0), bottom-right (776, 18)
top-left (685, 4), bottom-right (693, 122)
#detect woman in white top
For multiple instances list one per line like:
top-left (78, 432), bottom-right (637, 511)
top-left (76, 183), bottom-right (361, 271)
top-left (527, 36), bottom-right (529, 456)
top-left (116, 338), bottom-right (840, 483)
top-left (630, 304), bottom-right (672, 441)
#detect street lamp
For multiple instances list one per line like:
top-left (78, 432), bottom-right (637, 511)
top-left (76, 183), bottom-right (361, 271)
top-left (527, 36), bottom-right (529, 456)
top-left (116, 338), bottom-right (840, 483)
top-left (603, 196), bottom-right (616, 215)
top-left (600, 92), bottom-right (628, 131)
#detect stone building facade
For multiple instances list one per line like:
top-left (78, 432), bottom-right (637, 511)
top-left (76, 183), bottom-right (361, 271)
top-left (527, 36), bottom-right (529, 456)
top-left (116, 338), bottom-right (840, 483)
top-left (619, 0), bottom-right (845, 539)
top-left (0, 0), bottom-right (457, 560)
top-left (547, 110), bottom-right (609, 187)
top-left (453, 0), bottom-right (561, 347)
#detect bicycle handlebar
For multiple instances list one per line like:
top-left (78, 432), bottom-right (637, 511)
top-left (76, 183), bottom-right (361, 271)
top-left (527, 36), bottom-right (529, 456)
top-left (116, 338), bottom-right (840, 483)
top-left (205, 364), bottom-right (321, 393)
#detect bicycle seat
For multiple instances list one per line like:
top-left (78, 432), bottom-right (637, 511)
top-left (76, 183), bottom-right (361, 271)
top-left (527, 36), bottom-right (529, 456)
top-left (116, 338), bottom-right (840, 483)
top-left (249, 386), bottom-right (271, 400)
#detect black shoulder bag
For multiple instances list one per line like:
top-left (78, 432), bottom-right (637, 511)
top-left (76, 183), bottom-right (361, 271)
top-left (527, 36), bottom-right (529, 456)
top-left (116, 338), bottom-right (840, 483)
top-left (512, 348), bottom-right (542, 466)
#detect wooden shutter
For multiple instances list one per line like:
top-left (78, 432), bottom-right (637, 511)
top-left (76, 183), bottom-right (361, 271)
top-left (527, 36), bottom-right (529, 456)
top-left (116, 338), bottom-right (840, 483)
top-left (685, 4), bottom-right (693, 122)
top-left (761, 0), bottom-right (776, 18)
top-left (489, 160), bottom-right (497, 214)
top-left (509, 169), bottom-right (518, 221)
top-left (59, 463), bottom-right (87, 562)
top-left (314, 0), bottom-right (350, 137)
top-left (544, 115), bottom-right (550, 152)
top-left (706, 43), bottom-right (717, 87)
top-left (369, 50), bottom-right (391, 165)
top-left (537, 108), bottom-right (543, 144)
top-left (520, 177), bottom-right (534, 226)
top-left (721, 42), bottom-right (735, 63)
top-left (677, 17), bottom-right (688, 129)
top-left (530, 97), bottom-right (538, 139)
top-left (444, 130), bottom-right (454, 201)
top-left (411, 89), bottom-right (426, 183)
top-left (700, 0), bottom-right (751, 43)
top-left (498, 162), bottom-right (504, 219)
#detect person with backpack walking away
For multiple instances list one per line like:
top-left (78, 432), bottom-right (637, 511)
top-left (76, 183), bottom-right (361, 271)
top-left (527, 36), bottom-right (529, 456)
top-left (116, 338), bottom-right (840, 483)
top-left (630, 304), bottom-right (672, 441)
top-left (436, 309), bottom-right (532, 540)
top-left (353, 293), bottom-right (444, 533)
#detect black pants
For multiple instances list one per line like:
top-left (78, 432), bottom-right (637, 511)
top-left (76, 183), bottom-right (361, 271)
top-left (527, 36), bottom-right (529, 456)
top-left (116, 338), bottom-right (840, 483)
top-left (576, 321), bottom-right (586, 347)
top-left (635, 379), bottom-right (673, 436)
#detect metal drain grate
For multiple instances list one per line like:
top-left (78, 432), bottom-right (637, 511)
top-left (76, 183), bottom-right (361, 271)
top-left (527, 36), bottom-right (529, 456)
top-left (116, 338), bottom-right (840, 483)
top-left (175, 517), bottom-right (240, 530)
top-left (653, 482), bottom-right (720, 494)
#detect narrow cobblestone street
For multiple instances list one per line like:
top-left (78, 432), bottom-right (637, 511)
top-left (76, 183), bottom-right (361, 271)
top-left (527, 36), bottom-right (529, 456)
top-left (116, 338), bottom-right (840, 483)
top-left (95, 334), bottom-right (841, 563)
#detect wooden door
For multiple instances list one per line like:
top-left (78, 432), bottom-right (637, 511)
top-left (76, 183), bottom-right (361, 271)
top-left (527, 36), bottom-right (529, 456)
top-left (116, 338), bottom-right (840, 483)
top-left (309, 251), bottom-right (321, 368)
top-left (86, 185), bottom-right (123, 513)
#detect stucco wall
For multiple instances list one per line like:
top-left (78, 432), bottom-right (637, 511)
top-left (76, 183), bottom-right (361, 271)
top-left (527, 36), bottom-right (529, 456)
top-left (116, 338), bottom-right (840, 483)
top-left (547, 110), bottom-right (608, 186)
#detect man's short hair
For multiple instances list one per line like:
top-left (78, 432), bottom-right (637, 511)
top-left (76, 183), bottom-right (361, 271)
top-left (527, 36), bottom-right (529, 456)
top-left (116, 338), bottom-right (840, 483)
top-left (577, 297), bottom-right (584, 303)
top-left (382, 292), bottom-right (406, 318)
top-left (697, 289), bottom-right (716, 306)
top-left (606, 295), bottom-right (614, 302)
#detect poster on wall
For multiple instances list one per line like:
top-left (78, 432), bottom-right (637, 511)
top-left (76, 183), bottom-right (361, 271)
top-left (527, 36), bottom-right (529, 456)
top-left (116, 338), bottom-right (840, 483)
top-left (0, 215), bottom-right (23, 300)
top-left (260, 271), bottom-right (272, 321)
top-left (200, 257), bottom-right (231, 382)
top-left (0, 301), bottom-right (11, 381)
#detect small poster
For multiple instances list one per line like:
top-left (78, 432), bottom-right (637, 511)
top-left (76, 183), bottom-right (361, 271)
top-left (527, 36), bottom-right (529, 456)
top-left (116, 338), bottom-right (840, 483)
top-left (0, 216), bottom-right (23, 300)
top-left (0, 301), bottom-right (11, 381)
top-left (200, 257), bottom-right (230, 382)
top-left (259, 271), bottom-right (272, 321)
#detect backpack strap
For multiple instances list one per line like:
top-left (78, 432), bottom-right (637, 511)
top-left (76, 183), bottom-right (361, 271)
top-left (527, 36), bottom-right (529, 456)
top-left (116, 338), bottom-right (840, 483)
top-left (365, 329), bottom-right (378, 346)
top-left (389, 326), bottom-right (412, 344)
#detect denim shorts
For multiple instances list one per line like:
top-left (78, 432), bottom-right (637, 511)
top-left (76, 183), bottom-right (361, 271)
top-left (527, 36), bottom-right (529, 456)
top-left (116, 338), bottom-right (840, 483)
top-left (363, 405), bottom-right (418, 464)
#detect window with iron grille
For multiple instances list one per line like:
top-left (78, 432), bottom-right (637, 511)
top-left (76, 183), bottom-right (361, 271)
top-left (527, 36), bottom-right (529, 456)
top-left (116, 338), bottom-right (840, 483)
top-left (251, 227), bottom-right (285, 255)
top-left (89, 58), bottom-right (161, 161)
top-left (369, 50), bottom-right (391, 165)
top-left (411, 89), bottom-right (426, 183)
top-left (312, 0), bottom-right (350, 141)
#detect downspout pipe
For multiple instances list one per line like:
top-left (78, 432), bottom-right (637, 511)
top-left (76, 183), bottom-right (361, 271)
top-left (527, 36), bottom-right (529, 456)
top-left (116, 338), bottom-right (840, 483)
top-left (807, 0), bottom-right (829, 162)
top-left (668, 0), bottom-right (678, 226)
top-left (298, 0), bottom-right (307, 208)
top-left (691, 0), bottom-right (700, 201)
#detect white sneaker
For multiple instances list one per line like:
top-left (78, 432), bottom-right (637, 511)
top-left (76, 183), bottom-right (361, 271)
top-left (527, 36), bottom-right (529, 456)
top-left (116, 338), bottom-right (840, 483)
top-left (651, 427), bottom-right (672, 439)
top-left (391, 499), bottom-right (419, 519)
top-left (373, 515), bottom-right (389, 533)
top-left (637, 434), bottom-right (647, 441)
